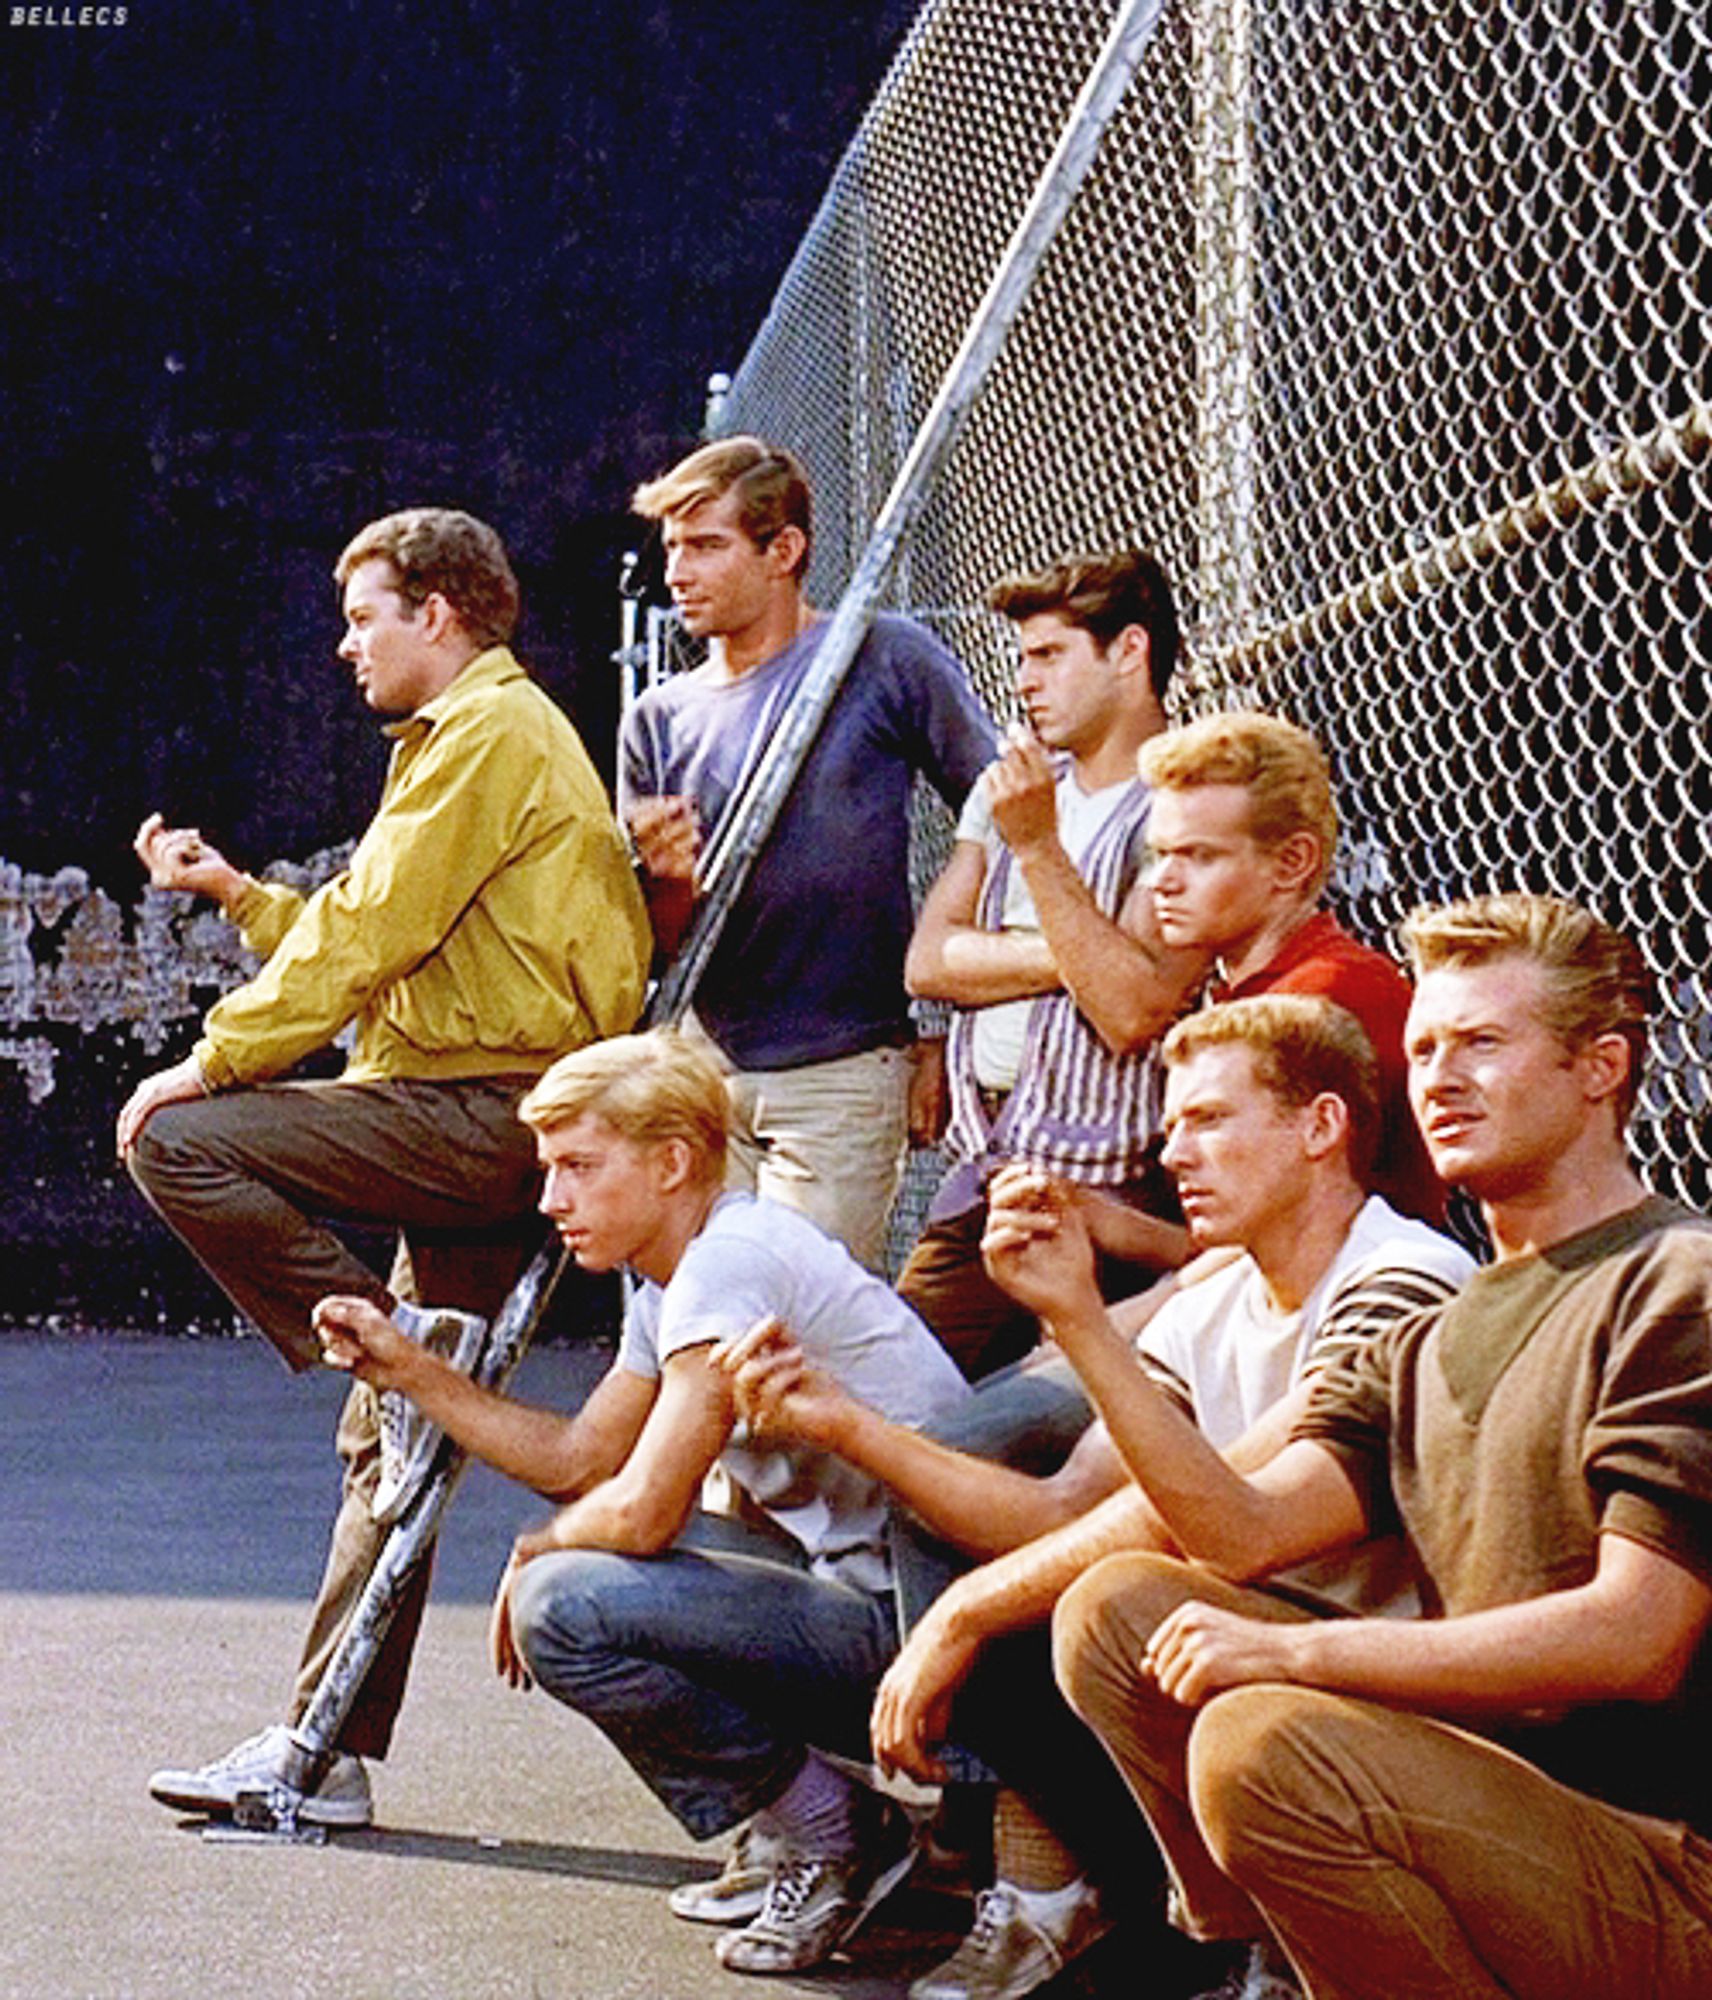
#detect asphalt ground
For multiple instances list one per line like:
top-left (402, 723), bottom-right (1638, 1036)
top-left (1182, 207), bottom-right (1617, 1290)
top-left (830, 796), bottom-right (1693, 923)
top-left (0, 1332), bottom-right (1226, 2000)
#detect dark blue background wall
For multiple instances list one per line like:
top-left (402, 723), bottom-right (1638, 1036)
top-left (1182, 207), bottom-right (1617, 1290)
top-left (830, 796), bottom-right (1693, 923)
top-left (2, 0), bottom-right (918, 1329)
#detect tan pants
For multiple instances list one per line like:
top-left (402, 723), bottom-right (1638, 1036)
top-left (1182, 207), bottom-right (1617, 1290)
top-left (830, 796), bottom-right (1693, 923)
top-left (129, 1074), bottom-right (540, 1756)
top-left (1054, 1552), bottom-right (1712, 2000)
top-left (683, 1020), bottom-right (911, 1273)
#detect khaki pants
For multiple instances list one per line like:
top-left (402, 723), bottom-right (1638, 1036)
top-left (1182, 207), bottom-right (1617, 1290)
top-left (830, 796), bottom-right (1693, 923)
top-left (1054, 1553), bottom-right (1712, 2000)
top-left (129, 1074), bottom-right (540, 1756)
top-left (684, 1021), bottom-right (910, 1273)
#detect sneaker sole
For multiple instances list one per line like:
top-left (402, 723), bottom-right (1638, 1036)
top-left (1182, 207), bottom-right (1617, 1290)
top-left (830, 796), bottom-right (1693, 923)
top-left (667, 1875), bottom-right (770, 1925)
top-left (148, 1776), bottom-right (242, 1817)
top-left (146, 1777), bottom-right (373, 1829)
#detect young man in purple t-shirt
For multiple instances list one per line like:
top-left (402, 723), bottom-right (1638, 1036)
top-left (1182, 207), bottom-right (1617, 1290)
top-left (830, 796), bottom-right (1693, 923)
top-left (621, 437), bottom-right (997, 1271)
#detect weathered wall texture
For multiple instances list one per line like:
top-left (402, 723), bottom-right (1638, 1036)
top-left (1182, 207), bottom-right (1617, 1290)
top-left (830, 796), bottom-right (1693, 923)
top-left (0, 849), bottom-right (346, 1329)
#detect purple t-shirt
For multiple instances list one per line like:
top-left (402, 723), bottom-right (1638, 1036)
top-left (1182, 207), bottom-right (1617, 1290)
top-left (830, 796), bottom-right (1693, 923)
top-left (619, 612), bottom-right (997, 1069)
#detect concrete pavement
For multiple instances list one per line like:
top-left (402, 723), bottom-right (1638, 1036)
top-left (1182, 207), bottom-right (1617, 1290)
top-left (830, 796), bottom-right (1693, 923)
top-left (0, 1331), bottom-right (1219, 2000)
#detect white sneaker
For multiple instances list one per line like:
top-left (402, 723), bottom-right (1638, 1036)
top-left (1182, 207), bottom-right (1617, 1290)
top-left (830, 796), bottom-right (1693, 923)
top-left (668, 1816), bottom-right (786, 1924)
top-left (909, 1880), bottom-right (1111, 2000)
top-left (1190, 1941), bottom-right (1305, 2000)
top-left (371, 1302), bottom-right (487, 1525)
top-left (147, 1723), bottom-right (373, 1827)
top-left (716, 1794), bottom-right (917, 1975)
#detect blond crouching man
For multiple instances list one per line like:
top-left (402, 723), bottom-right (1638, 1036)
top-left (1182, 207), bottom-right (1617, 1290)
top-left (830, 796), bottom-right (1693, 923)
top-left (1050, 894), bottom-right (1712, 2000)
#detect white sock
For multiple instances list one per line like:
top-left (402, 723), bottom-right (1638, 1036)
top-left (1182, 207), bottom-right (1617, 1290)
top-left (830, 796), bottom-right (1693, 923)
top-left (1007, 1875), bottom-right (1093, 1939)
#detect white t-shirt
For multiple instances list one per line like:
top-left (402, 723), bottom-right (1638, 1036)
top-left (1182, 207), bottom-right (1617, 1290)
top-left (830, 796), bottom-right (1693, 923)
top-left (956, 766), bottom-right (1136, 1090)
top-left (1136, 1195), bottom-right (1475, 1614)
top-left (619, 1193), bottom-right (969, 1591)
top-left (1137, 1195), bottom-right (1475, 1446)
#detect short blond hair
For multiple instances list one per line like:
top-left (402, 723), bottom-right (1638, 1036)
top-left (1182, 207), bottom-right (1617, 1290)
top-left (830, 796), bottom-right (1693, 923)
top-left (1401, 893), bottom-right (1652, 1120)
top-left (1163, 994), bottom-right (1381, 1186)
top-left (520, 1030), bottom-right (729, 1183)
top-left (632, 436), bottom-right (812, 580)
top-left (1140, 711), bottom-right (1337, 894)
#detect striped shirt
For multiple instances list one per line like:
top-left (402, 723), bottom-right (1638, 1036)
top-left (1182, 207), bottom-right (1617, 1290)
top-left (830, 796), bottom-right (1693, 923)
top-left (940, 763), bottom-right (1159, 1207)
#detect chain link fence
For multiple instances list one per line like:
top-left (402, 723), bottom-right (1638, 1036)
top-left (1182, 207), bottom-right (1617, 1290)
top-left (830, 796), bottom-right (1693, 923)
top-left (662, 0), bottom-right (1710, 1214)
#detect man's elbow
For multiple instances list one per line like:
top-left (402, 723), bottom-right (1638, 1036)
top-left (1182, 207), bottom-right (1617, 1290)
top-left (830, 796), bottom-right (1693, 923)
top-left (1087, 998), bottom-right (1175, 1059)
top-left (905, 938), bottom-right (950, 1000)
top-left (1613, 1630), bottom-right (1703, 1704)
top-left (593, 1489), bottom-right (687, 1557)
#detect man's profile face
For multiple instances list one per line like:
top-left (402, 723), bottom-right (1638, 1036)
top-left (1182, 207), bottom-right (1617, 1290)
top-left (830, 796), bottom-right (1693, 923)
top-left (1405, 957), bottom-right (1592, 1202)
top-left (1161, 1042), bottom-right (1317, 1251)
top-left (1146, 785), bottom-right (1285, 955)
top-left (661, 489), bottom-right (781, 641)
top-left (1011, 612), bottom-right (1123, 757)
top-left (337, 558), bottom-right (441, 715)
top-left (535, 1113), bottom-right (668, 1273)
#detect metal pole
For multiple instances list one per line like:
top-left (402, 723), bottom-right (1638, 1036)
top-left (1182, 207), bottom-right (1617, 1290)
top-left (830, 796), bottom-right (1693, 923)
top-left (1200, 395), bottom-right (1712, 683)
top-left (1194, 0), bottom-right (1257, 682)
top-left (650, 0), bottom-right (1171, 1024)
top-left (217, 1239), bottom-right (567, 1838)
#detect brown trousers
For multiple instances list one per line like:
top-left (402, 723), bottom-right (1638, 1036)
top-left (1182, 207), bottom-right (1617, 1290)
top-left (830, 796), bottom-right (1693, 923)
top-left (1054, 1552), bottom-right (1712, 2000)
top-left (129, 1074), bottom-right (541, 1756)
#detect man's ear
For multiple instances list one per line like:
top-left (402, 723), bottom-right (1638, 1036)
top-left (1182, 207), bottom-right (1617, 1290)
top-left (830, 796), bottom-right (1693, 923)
top-left (1300, 1090), bottom-right (1351, 1163)
top-left (417, 590), bottom-right (459, 645)
top-left (1268, 830), bottom-right (1324, 897)
top-left (765, 523), bottom-right (808, 580)
top-left (1108, 622), bottom-right (1153, 685)
top-left (1577, 1030), bottom-right (1634, 1110)
top-left (652, 1136), bottom-right (699, 1194)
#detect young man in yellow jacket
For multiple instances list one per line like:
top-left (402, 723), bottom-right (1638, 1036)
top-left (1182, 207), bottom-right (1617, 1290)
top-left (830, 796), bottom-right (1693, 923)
top-left (120, 507), bottom-right (651, 1828)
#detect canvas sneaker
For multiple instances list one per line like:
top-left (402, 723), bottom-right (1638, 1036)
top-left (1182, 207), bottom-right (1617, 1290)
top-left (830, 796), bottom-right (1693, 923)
top-left (147, 1723), bottom-right (373, 1827)
top-left (669, 1816), bottom-right (786, 1924)
top-left (371, 1302), bottom-right (488, 1525)
top-left (1190, 1940), bottom-right (1305, 2000)
top-left (909, 1880), bottom-right (1112, 2000)
top-left (715, 1794), bottom-right (917, 1975)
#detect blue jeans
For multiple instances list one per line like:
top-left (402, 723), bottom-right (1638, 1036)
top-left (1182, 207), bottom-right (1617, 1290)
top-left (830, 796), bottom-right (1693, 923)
top-left (890, 1348), bottom-right (1093, 1631)
top-left (508, 1513), bottom-right (898, 1840)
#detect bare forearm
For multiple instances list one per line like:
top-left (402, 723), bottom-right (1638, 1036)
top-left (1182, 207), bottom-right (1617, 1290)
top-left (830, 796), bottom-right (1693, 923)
top-left (392, 1355), bottom-right (606, 1499)
top-left (1046, 1296), bottom-right (1296, 1576)
top-left (1248, 1577), bottom-right (1699, 1715)
top-left (836, 1403), bottom-right (1096, 1559)
top-left (908, 925), bottom-right (1060, 1005)
top-left (534, 1474), bottom-right (688, 1557)
top-left (1011, 839), bottom-right (1199, 1053)
top-left (1083, 1205), bottom-right (1189, 1273)
top-left (938, 1485), bottom-right (1175, 1644)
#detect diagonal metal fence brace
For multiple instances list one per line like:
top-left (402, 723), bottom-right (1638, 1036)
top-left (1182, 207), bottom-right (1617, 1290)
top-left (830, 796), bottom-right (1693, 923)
top-left (649, 0), bottom-right (1170, 1026)
top-left (211, 1238), bottom-right (567, 1838)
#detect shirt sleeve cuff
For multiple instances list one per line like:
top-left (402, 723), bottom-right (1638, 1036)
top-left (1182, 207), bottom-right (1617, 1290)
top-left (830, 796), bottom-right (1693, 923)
top-left (193, 1038), bottom-right (237, 1092)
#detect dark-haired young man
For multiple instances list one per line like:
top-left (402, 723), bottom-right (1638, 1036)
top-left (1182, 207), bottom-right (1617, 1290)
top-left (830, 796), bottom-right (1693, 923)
top-left (126, 508), bottom-right (650, 1826)
top-left (621, 436), bottom-right (997, 1272)
top-left (899, 549), bottom-right (1207, 1380)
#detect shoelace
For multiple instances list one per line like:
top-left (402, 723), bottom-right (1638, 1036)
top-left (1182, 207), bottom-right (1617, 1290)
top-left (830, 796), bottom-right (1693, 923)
top-left (756, 1856), bottom-right (829, 1927)
top-left (961, 1886), bottom-right (1018, 1954)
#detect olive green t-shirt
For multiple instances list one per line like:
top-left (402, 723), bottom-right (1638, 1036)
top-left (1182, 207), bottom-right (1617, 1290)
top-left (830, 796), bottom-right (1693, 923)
top-left (1299, 1196), bottom-right (1712, 1830)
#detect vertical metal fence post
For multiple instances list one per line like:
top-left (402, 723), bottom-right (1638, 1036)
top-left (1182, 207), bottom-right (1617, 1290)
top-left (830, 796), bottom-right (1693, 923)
top-left (1193, 0), bottom-right (1257, 692)
top-left (649, 0), bottom-right (1173, 1028)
